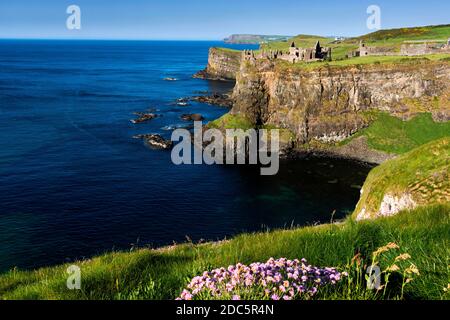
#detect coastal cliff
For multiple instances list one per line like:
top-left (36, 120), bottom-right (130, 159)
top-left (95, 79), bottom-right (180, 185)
top-left (194, 48), bottom-right (241, 80)
top-left (231, 59), bottom-right (450, 145)
top-left (354, 137), bottom-right (450, 220)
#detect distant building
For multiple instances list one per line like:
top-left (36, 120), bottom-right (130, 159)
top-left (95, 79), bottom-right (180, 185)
top-left (348, 39), bottom-right (450, 58)
top-left (348, 41), bottom-right (396, 58)
top-left (400, 38), bottom-right (450, 56)
top-left (243, 40), bottom-right (332, 64)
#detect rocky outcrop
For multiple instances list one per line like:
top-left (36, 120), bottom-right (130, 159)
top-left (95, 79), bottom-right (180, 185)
top-left (318, 136), bottom-right (396, 164)
top-left (133, 134), bottom-right (173, 150)
top-left (194, 48), bottom-right (241, 80)
top-left (354, 137), bottom-right (450, 220)
top-left (181, 114), bottom-right (204, 122)
top-left (231, 59), bottom-right (450, 146)
top-left (190, 93), bottom-right (233, 108)
top-left (130, 112), bottom-right (159, 124)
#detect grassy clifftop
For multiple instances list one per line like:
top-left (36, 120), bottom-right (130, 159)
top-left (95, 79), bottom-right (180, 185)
top-left (261, 24), bottom-right (450, 61)
top-left (350, 113), bottom-right (450, 154)
top-left (0, 204), bottom-right (448, 300)
top-left (354, 137), bottom-right (450, 220)
top-left (353, 24), bottom-right (450, 45)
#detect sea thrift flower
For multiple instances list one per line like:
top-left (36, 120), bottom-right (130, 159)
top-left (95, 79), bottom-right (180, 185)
top-left (177, 258), bottom-right (344, 300)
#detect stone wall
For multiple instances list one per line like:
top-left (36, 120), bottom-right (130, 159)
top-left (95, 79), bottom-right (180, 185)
top-left (400, 43), bottom-right (450, 56)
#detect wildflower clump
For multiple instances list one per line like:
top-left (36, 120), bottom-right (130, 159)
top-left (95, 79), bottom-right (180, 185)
top-left (177, 258), bottom-right (345, 300)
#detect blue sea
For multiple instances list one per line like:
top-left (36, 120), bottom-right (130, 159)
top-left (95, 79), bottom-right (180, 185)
top-left (0, 40), bottom-right (371, 272)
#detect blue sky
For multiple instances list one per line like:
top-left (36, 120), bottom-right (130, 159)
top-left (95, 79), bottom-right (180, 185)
top-left (0, 0), bottom-right (449, 40)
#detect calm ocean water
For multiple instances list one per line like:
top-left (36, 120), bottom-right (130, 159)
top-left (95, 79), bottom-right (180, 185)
top-left (0, 40), bottom-right (372, 272)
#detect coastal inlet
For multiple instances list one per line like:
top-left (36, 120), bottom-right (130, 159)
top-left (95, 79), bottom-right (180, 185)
top-left (0, 40), bottom-right (371, 272)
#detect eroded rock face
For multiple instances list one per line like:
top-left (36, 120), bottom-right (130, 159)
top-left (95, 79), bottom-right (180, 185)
top-left (357, 193), bottom-right (417, 221)
top-left (194, 48), bottom-right (241, 80)
top-left (231, 60), bottom-right (450, 143)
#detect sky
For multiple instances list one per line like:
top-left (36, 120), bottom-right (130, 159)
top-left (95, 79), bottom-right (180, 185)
top-left (0, 0), bottom-right (449, 40)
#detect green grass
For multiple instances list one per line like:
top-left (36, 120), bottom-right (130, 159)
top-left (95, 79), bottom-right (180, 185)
top-left (0, 204), bottom-right (448, 300)
top-left (261, 34), bottom-right (332, 50)
top-left (207, 113), bottom-right (255, 131)
top-left (207, 114), bottom-right (296, 147)
top-left (259, 24), bottom-right (450, 62)
top-left (276, 54), bottom-right (450, 71)
top-left (352, 24), bottom-right (450, 46)
top-left (354, 137), bottom-right (450, 220)
top-left (214, 47), bottom-right (241, 53)
top-left (261, 35), bottom-right (354, 61)
top-left (347, 113), bottom-right (450, 154)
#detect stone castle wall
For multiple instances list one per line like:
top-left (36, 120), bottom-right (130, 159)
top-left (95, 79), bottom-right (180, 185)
top-left (400, 42), bottom-right (450, 56)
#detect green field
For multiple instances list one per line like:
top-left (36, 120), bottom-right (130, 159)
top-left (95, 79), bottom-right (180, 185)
top-left (275, 54), bottom-right (449, 71)
top-left (354, 24), bottom-right (450, 45)
top-left (354, 137), bottom-right (450, 220)
top-left (260, 24), bottom-right (450, 61)
top-left (344, 113), bottom-right (450, 154)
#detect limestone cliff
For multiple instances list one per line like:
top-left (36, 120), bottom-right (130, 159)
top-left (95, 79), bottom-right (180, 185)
top-left (231, 59), bottom-right (450, 146)
top-left (194, 48), bottom-right (241, 80)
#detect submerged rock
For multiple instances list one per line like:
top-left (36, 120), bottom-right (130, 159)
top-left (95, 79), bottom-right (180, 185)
top-left (133, 134), bottom-right (173, 150)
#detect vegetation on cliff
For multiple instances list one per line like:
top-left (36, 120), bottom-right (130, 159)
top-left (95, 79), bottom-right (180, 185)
top-left (354, 137), bottom-right (450, 220)
top-left (346, 113), bottom-right (450, 154)
top-left (1, 204), bottom-right (448, 300)
top-left (354, 24), bottom-right (450, 45)
top-left (277, 53), bottom-right (450, 71)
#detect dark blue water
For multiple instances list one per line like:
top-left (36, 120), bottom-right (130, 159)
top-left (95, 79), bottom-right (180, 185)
top-left (0, 40), bottom-right (371, 272)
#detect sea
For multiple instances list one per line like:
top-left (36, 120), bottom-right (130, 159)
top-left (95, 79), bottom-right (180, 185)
top-left (0, 40), bottom-right (372, 272)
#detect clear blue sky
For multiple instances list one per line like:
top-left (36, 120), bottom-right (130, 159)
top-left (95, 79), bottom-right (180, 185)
top-left (0, 0), bottom-right (449, 40)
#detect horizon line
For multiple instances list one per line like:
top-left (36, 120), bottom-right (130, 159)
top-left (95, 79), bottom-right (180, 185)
top-left (0, 38), bottom-right (232, 42)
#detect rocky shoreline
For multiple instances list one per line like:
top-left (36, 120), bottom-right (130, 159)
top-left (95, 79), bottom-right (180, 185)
top-left (193, 69), bottom-right (234, 82)
top-left (189, 93), bottom-right (233, 108)
top-left (283, 139), bottom-right (395, 165)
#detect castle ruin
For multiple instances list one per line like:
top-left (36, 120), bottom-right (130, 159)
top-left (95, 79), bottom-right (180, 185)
top-left (349, 39), bottom-right (450, 58)
top-left (243, 40), bottom-right (331, 64)
top-left (400, 38), bottom-right (450, 56)
top-left (349, 41), bottom-right (396, 58)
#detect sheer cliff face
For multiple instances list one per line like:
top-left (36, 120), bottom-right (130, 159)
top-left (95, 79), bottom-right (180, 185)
top-left (231, 60), bottom-right (450, 143)
top-left (205, 48), bottom-right (241, 80)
